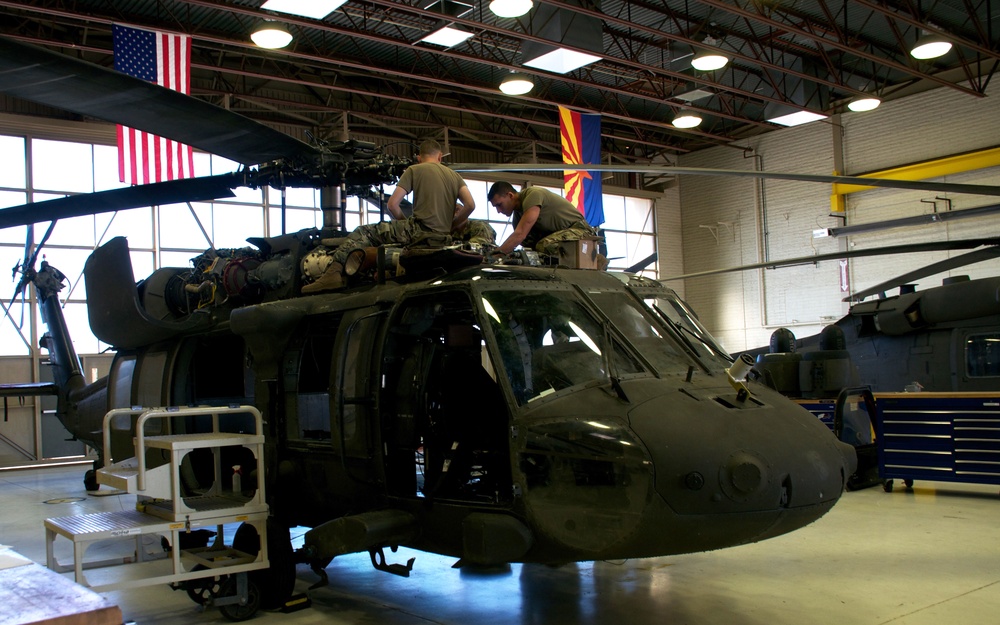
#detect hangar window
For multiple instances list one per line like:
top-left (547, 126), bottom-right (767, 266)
top-left (966, 334), bottom-right (1000, 378)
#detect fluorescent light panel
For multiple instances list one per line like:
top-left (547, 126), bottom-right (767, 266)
top-left (261, 0), bottom-right (347, 20)
top-left (419, 26), bottom-right (474, 47)
top-left (767, 111), bottom-right (828, 127)
top-left (523, 48), bottom-right (601, 74)
top-left (674, 88), bottom-right (714, 102)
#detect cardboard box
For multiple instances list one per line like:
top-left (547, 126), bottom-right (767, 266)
top-left (557, 236), bottom-right (603, 269)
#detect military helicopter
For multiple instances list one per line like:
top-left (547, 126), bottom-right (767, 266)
top-left (658, 237), bottom-right (1000, 398)
top-left (749, 246), bottom-right (1000, 397)
top-left (2, 33), bottom-right (997, 612)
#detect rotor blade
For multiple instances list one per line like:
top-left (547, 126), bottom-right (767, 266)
top-left (0, 36), bottom-right (318, 165)
top-left (625, 252), bottom-right (658, 274)
top-left (20, 223), bottom-right (32, 273)
top-left (828, 202), bottom-right (1000, 237)
top-left (27, 221), bottom-right (57, 270)
top-left (0, 174), bottom-right (241, 229)
top-left (450, 163), bottom-right (1000, 197)
top-left (844, 246), bottom-right (1000, 302)
top-left (661, 238), bottom-right (1000, 282)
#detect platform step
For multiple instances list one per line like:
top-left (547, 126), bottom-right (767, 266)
top-left (96, 458), bottom-right (172, 495)
top-left (96, 458), bottom-right (139, 492)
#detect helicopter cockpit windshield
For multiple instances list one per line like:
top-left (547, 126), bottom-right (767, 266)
top-left (643, 295), bottom-right (733, 368)
top-left (479, 289), bottom-right (650, 405)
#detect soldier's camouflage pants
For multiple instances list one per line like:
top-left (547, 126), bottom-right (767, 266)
top-left (455, 219), bottom-right (497, 246)
top-left (531, 222), bottom-right (601, 256)
top-left (332, 217), bottom-right (446, 266)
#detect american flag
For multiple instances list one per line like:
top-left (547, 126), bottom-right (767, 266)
top-left (113, 24), bottom-right (194, 185)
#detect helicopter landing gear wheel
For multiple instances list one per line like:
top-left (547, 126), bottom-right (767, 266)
top-left (217, 576), bottom-right (260, 622)
top-left (84, 469), bottom-right (99, 492)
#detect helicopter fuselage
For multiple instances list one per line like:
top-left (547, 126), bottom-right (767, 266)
top-left (45, 239), bottom-right (855, 567)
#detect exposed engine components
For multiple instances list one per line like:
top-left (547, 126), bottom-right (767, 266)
top-left (301, 247), bottom-right (334, 282)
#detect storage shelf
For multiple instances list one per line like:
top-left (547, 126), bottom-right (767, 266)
top-left (878, 393), bottom-right (1000, 487)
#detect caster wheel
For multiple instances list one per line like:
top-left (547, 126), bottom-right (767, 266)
top-left (185, 565), bottom-right (224, 605)
top-left (218, 577), bottom-right (260, 622)
top-left (904, 479), bottom-right (914, 488)
top-left (883, 479), bottom-right (894, 493)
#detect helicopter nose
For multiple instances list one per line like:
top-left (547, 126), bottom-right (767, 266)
top-left (629, 387), bottom-right (856, 520)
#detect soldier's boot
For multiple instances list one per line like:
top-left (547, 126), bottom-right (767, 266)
top-left (302, 262), bottom-right (346, 294)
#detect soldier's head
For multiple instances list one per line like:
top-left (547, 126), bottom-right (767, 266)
top-left (417, 139), bottom-right (445, 163)
top-left (488, 181), bottom-right (520, 217)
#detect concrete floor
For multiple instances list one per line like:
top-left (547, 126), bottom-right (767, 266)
top-left (1, 464), bottom-right (998, 625)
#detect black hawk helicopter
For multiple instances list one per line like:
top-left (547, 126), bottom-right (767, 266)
top-left (751, 247), bottom-right (1000, 397)
top-left (663, 238), bottom-right (1000, 398)
top-left (2, 34), bottom-right (996, 613)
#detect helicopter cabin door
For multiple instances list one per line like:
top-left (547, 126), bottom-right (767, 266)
top-left (280, 307), bottom-right (384, 518)
top-left (380, 290), bottom-right (511, 504)
top-left (330, 308), bottom-right (384, 474)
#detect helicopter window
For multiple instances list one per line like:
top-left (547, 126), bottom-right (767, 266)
top-left (339, 314), bottom-right (382, 447)
top-left (641, 295), bottom-right (732, 367)
top-left (294, 332), bottom-right (336, 441)
top-left (966, 333), bottom-right (1000, 377)
top-left (480, 289), bottom-right (643, 406)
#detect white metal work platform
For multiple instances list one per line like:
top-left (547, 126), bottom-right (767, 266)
top-left (43, 405), bottom-right (271, 619)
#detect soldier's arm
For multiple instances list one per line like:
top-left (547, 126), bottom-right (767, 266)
top-left (386, 186), bottom-right (408, 220)
top-left (498, 205), bottom-right (539, 254)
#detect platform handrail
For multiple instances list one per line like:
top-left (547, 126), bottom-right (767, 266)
top-left (133, 405), bottom-right (263, 492)
top-left (101, 407), bottom-right (146, 466)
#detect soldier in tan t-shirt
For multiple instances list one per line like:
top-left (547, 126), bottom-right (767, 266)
top-left (303, 139), bottom-right (475, 294)
top-left (487, 181), bottom-right (598, 255)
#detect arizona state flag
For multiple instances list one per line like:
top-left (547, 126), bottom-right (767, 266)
top-left (559, 106), bottom-right (604, 226)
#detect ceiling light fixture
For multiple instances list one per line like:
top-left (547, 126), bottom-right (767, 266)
top-left (691, 52), bottom-right (729, 72)
top-left (500, 72), bottom-right (534, 95)
top-left (690, 36), bottom-right (728, 71)
top-left (418, 25), bottom-right (474, 47)
top-left (260, 0), bottom-right (348, 20)
top-left (671, 110), bottom-right (703, 129)
top-left (910, 32), bottom-right (952, 60)
top-left (847, 96), bottom-right (881, 112)
top-left (251, 21), bottom-right (293, 49)
top-left (489, 0), bottom-right (533, 18)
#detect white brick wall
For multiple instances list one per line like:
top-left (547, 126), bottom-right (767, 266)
top-left (676, 81), bottom-right (1000, 353)
top-left (655, 184), bottom-right (684, 299)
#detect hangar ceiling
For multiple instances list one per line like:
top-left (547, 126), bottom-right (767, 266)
top-left (0, 0), bottom-right (996, 182)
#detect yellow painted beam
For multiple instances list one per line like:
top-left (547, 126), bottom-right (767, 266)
top-left (830, 146), bottom-right (1000, 214)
